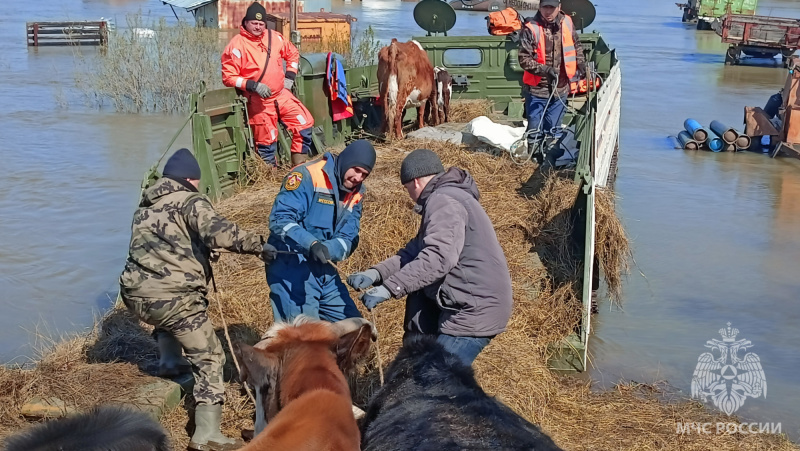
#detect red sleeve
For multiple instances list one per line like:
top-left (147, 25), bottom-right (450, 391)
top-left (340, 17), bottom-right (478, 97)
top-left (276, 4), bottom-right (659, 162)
top-left (280, 35), bottom-right (300, 77)
top-left (221, 37), bottom-right (245, 89)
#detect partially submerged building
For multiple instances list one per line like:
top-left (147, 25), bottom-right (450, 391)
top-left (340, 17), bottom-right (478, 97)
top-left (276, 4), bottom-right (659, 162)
top-left (161, 0), bottom-right (334, 29)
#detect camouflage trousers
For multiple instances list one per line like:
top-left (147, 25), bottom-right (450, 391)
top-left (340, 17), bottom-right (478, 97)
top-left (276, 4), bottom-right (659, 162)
top-left (121, 292), bottom-right (226, 405)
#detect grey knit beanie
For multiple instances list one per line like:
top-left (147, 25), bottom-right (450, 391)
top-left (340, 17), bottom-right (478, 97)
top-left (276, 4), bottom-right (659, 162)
top-left (400, 149), bottom-right (444, 185)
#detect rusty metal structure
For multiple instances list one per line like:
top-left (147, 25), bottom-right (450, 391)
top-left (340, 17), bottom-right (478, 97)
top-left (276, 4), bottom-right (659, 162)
top-left (263, 12), bottom-right (355, 48)
top-left (163, 0), bottom-right (298, 28)
top-left (716, 11), bottom-right (800, 66)
top-left (747, 57), bottom-right (800, 159)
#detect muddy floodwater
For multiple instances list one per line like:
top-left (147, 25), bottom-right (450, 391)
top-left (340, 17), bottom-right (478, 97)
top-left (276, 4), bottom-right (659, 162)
top-left (1, 0), bottom-right (799, 441)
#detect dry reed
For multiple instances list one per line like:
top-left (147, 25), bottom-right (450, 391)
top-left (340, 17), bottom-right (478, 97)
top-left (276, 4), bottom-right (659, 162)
top-left (76, 14), bottom-right (224, 113)
top-left (75, 21), bottom-right (381, 114)
top-left (301, 26), bottom-right (383, 68)
top-left (0, 139), bottom-right (794, 450)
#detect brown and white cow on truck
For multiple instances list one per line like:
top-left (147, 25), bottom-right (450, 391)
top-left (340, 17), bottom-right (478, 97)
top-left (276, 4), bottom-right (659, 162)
top-left (378, 39), bottom-right (438, 139)
top-left (433, 66), bottom-right (452, 124)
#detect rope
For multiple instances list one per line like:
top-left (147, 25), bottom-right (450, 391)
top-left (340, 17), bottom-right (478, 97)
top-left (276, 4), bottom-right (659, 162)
top-left (370, 309), bottom-right (384, 386)
top-left (511, 68), bottom-right (602, 166)
top-left (511, 82), bottom-right (558, 166)
top-left (209, 272), bottom-right (257, 407)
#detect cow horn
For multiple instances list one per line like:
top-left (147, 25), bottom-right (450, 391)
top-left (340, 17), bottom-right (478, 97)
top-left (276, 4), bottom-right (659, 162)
top-left (331, 317), bottom-right (378, 341)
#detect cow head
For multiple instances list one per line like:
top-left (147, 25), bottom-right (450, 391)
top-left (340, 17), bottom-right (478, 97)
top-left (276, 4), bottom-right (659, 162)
top-left (234, 316), bottom-right (376, 435)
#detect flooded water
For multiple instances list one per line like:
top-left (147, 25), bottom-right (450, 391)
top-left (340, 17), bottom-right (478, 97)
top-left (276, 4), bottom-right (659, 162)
top-left (587, 0), bottom-right (800, 440)
top-left (1, 0), bottom-right (799, 441)
top-left (0, 0), bottom-right (193, 362)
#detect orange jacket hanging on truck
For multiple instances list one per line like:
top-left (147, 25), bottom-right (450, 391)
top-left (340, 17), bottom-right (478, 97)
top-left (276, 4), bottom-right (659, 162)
top-left (522, 15), bottom-right (577, 87)
top-left (487, 8), bottom-right (522, 36)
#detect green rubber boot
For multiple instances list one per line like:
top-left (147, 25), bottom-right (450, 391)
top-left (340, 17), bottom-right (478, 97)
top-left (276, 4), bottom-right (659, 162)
top-left (188, 404), bottom-right (244, 451)
top-left (157, 333), bottom-right (192, 377)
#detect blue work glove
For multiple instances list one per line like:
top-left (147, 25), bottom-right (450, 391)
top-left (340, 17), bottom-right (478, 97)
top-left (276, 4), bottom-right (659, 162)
top-left (309, 241), bottom-right (331, 264)
top-left (261, 242), bottom-right (278, 263)
top-left (360, 285), bottom-right (392, 311)
top-left (284, 78), bottom-right (294, 91)
top-left (347, 269), bottom-right (381, 290)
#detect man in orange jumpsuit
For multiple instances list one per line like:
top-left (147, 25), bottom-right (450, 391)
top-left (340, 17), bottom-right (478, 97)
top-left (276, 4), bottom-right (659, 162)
top-left (221, 2), bottom-right (314, 167)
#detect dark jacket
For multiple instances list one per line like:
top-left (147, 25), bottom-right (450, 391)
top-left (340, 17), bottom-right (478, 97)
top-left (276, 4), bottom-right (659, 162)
top-left (372, 168), bottom-right (513, 337)
top-left (518, 11), bottom-right (585, 98)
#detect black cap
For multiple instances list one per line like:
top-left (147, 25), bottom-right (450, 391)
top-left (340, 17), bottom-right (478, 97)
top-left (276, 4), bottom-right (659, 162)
top-left (540, 0), bottom-right (560, 6)
top-left (163, 148), bottom-right (202, 180)
top-left (243, 2), bottom-right (267, 23)
top-left (334, 140), bottom-right (376, 189)
top-left (400, 149), bottom-right (444, 185)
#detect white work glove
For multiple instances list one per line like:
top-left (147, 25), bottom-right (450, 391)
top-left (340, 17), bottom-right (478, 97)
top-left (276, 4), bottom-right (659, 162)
top-left (284, 78), bottom-right (294, 91)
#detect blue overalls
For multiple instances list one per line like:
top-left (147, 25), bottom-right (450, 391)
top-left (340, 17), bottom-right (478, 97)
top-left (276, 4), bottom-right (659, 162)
top-left (266, 153), bottom-right (363, 322)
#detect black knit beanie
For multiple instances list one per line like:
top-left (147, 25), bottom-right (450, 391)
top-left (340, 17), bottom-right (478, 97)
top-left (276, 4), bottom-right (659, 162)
top-left (163, 148), bottom-right (202, 180)
top-left (400, 149), bottom-right (444, 185)
top-left (243, 2), bottom-right (267, 23)
top-left (334, 140), bottom-right (376, 189)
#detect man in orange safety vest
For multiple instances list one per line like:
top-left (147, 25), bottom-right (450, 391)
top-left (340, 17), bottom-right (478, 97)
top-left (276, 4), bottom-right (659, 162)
top-left (518, 0), bottom-right (586, 172)
top-left (221, 2), bottom-right (314, 167)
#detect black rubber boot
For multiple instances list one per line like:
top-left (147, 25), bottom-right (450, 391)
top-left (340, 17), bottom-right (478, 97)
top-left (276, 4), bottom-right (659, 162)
top-left (157, 332), bottom-right (191, 377)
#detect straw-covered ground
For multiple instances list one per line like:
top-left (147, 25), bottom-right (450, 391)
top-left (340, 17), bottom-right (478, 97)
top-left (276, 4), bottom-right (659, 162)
top-left (0, 105), bottom-right (796, 449)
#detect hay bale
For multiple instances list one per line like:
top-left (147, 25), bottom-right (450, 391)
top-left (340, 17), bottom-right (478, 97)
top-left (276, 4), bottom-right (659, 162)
top-left (448, 99), bottom-right (494, 123)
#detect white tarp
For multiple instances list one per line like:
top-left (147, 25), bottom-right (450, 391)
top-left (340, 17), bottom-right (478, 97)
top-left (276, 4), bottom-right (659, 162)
top-left (464, 116), bottom-right (527, 152)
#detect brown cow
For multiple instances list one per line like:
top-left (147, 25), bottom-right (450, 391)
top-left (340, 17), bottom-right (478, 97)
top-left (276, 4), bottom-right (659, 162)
top-left (235, 316), bottom-right (376, 451)
top-left (433, 66), bottom-right (452, 124)
top-left (378, 39), bottom-right (437, 139)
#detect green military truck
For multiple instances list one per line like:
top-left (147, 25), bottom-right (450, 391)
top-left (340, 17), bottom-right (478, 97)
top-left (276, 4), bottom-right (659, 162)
top-left (677, 0), bottom-right (758, 30)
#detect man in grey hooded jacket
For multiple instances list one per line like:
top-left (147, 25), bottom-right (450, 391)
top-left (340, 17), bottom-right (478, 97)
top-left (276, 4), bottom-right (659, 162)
top-left (347, 149), bottom-right (513, 365)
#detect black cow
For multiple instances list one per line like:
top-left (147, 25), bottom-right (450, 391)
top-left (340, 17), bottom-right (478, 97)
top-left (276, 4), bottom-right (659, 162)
top-left (361, 336), bottom-right (563, 451)
top-left (2, 405), bottom-right (170, 451)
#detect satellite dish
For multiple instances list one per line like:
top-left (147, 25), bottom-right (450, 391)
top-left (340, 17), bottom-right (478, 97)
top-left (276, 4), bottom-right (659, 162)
top-left (414, 0), bottom-right (457, 36)
top-left (561, 0), bottom-right (596, 30)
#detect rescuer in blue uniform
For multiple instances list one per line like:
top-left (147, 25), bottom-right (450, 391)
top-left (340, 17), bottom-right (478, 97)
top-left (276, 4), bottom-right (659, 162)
top-left (266, 140), bottom-right (376, 322)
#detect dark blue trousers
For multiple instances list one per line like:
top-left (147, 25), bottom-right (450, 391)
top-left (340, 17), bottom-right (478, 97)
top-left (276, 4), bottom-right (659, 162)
top-left (524, 92), bottom-right (568, 169)
top-left (524, 91), bottom-right (567, 138)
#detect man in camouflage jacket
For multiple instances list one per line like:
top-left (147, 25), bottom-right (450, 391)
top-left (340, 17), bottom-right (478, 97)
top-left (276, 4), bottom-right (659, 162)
top-left (119, 148), bottom-right (276, 451)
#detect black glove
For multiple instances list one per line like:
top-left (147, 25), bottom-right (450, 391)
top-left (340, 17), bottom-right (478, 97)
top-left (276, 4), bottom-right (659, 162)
top-left (309, 241), bottom-right (331, 264)
top-left (544, 66), bottom-right (558, 84)
top-left (261, 242), bottom-right (278, 263)
top-left (577, 62), bottom-right (587, 79)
